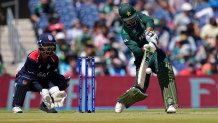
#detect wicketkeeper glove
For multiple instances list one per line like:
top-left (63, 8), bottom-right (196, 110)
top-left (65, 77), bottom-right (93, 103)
top-left (49, 86), bottom-right (67, 108)
top-left (40, 89), bottom-right (55, 109)
top-left (144, 31), bottom-right (158, 53)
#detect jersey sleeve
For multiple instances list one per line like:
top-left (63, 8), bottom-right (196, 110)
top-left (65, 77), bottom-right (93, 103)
top-left (138, 12), bottom-right (154, 29)
top-left (121, 29), bottom-right (144, 58)
top-left (23, 57), bottom-right (38, 80)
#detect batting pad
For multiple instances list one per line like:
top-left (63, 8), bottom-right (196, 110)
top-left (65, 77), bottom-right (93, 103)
top-left (117, 87), bottom-right (148, 108)
top-left (157, 61), bottom-right (178, 110)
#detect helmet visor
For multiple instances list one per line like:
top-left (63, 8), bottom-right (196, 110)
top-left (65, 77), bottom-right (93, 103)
top-left (123, 15), bottom-right (139, 28)
top-left (39, 43), bottom-right (56, 55)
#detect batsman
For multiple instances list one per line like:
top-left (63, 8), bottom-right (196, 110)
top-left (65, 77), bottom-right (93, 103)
top-left (115, 3), bottom-right (178, 113)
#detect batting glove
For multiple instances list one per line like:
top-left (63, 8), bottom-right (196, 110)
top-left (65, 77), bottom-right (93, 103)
top-left (40, 89), bottom-right (55, 109)
top-left (49, 86), bottom-right (67, 108)
top-left (144, 31), bottom-right (158, 53)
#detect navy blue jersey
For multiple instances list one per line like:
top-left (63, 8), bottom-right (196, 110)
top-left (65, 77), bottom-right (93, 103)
top-left (17, 50), bottom-right (63, 83)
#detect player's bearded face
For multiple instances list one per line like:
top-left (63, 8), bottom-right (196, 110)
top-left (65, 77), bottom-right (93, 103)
top-left (124, 17), bottom-right (139, 28)
top-left (39, 43), bottom-right (56, 55)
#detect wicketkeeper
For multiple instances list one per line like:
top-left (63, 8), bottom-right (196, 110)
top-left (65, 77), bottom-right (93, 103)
top-left (115, 3), bottom-right (178, 113)
top-left (12, 33), bottom-right (69, 113)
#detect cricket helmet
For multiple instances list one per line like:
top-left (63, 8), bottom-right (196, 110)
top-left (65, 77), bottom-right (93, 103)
top-left (118, 3), bottom-right (139, 28)
top-left (37, 33), bottom-right (56, 55)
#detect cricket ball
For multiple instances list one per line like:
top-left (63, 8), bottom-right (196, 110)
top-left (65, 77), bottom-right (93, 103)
top-left (146, 68), bottom-right (152, 74)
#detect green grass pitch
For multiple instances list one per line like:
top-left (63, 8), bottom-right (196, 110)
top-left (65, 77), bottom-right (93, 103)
top-left (1, 108), bottom-right (218, 123)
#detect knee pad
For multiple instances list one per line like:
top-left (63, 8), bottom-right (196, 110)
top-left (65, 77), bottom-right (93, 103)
top-left (13, 76), bottom-right (31, 107)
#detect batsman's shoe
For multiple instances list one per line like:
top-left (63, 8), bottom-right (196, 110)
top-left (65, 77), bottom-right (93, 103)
top-left (12, 107), bottom-right (23, 113)
top-left (166, 105), bottom-right (176, 113)
top-left (39, 102), bottom-right (58, 113)
top-left (115, 102), bottom-right (125, 113)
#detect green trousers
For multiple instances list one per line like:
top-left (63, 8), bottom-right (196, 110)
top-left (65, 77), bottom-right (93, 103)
top-left (134, 49), bottom-right (178, 109)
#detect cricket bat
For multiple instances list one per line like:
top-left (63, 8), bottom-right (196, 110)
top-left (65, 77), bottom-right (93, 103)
top-left (137, 47), bottom-right (151, 89)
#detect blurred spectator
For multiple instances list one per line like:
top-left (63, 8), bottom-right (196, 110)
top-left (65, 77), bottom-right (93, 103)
top-left (195, 0), bottom-right (218, 27)
top-left (73, 25), bottom-right (92, 54)
top-left (80, 44), bottom-right (96, 76)
top-left (200, 17), bottom-right (218, 40)
top-left (134, 0), bottom-right (145, 11)
top-left (76, 0), bottom-right (99, 28)
top-left (94, 57), bottom-right (108, 76)
top-left (143, 1), bottom-right (172, 25)
top-left (48, 22), bottom-right (65, 36)
top-left (66, 20), bottom-right (83, 43)
top-left (108, 58), bottom-right (126, 76)
top-left (174, 2), bottom-right (194, 32)
top-left (64, 52), bottom-right (78, 77)
top-left (54, 0), bottom-right (78, 29)
top-left (168, 0), bottom-right (187, 14)
top-left (55, 32), bottom-right (70, 63)
top-left (154, 18), bottom-right (171, 51)
top-left (31, 0), bottom-right (59, 36)
top-left (179, 63), bottom-right (196, 75)
top-left (169, 30), bottom-right (197, 54)
top-left (168, 30), bottom-right (197, 72)
top-left (99, 0), bottom-right (114, 20)
top-left (80, 43), bottom-right (96, 57)
top-left (93, 21), bottom-right (109, 54)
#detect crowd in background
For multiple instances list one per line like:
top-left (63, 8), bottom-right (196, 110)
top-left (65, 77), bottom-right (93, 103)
top-left (15, 0), bottom-right (218, 77)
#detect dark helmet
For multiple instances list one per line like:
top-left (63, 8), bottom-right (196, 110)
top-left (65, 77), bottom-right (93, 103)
top-left (118, 3), bottom-right (139, 28)
top-left (37, 33), bottom-right (56, 55)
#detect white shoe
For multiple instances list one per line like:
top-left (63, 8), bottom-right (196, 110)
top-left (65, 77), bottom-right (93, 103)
top-left (115, 102), bottom-right (125, 113)
top-left (167, 105), bottom-right (176, 113)
top-left (12, 107), bottom-right (23, 113)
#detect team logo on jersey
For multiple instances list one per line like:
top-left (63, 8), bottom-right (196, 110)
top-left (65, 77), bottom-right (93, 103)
top-left (54, 69), bottom-right (58, 72)
top-left (48, 35), bottom-right (53, 41)
top-left (126, 11), bottom-right (131, 16)
top-left (47, 64), bottom-right (50, 69)
top-left (124, 39), bottom-right (129, 42)
top-left (37, 72), bottom-right (46, 77)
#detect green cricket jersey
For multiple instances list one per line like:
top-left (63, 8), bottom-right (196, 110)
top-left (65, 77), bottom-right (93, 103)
top-left (121, 12), bottom-right (154, 68)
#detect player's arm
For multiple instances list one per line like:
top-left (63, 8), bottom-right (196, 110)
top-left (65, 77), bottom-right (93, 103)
top-left (121, 31), bottom-right (144, 58)
top-left (139, 13), bottom-right (158, 53)
top-left (49, 55), bottom-right (67, 108)
top-left (138, 12), bottom-right (155, 31)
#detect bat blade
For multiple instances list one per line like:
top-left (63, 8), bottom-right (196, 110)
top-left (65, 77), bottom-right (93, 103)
top-left (138, 49), bottom-right (150, 89)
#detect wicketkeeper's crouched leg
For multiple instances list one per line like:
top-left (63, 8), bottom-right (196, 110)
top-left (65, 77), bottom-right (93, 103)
top-left (12, 76), bottom-right (31, 107)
